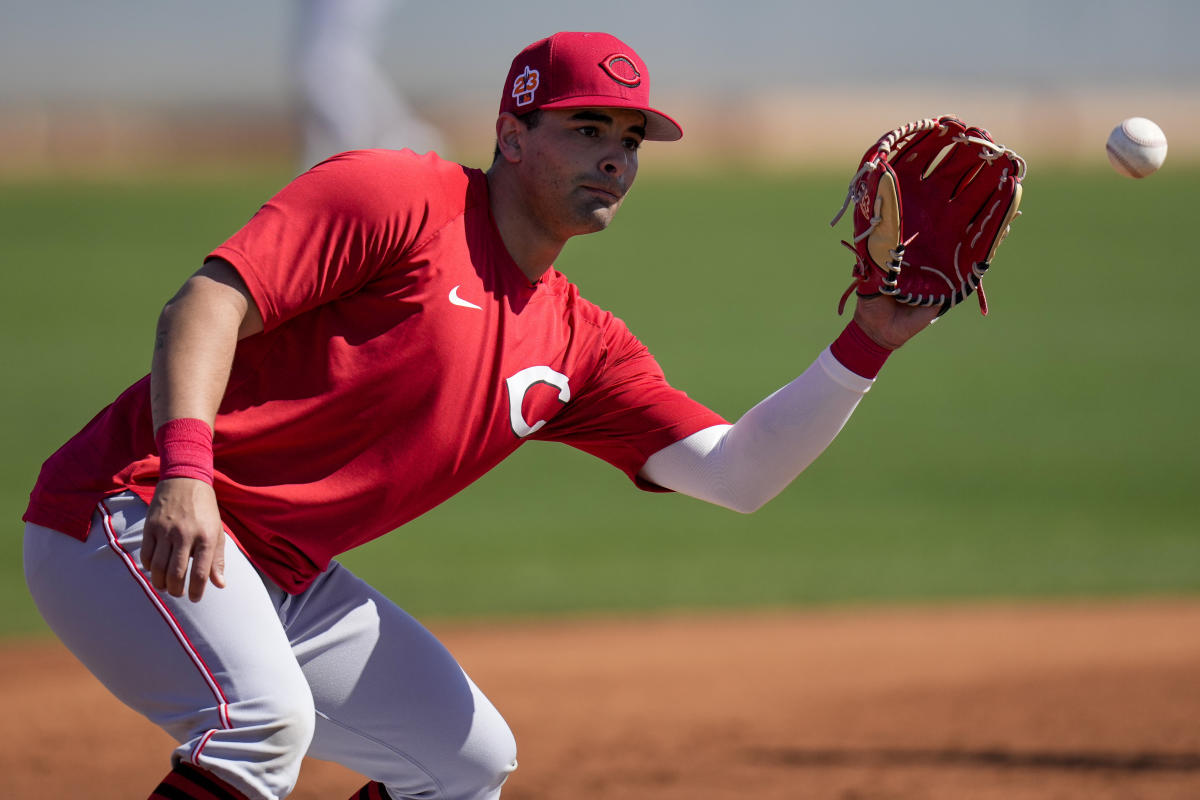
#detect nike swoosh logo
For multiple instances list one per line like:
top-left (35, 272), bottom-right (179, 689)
top-left (448, 285), bottom-right (482, 310)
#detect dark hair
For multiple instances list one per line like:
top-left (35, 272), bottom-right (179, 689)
top-left (492, 109), bottom-right (542, 163)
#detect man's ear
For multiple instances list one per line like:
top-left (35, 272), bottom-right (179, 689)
top-left (496, 113), bottom-right (525, 163)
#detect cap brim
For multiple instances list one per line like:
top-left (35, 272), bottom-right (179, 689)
top-left (537, 95), bottom-right (683, 141)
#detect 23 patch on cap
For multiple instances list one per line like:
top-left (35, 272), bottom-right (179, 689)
top-left (512, 66), bottom-right (540, 106)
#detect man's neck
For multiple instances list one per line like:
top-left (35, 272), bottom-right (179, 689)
top-left (485, 167), bottom-right (565, 284)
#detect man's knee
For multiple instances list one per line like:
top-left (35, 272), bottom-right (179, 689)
top-left (375, 715), bottom-right (516, 800)
top-left (256, 696), bottom-right (318, 783)
top-left (433, 721), bottom-right (518, 800)
top-left (171, 688), bottom-right (317, 799)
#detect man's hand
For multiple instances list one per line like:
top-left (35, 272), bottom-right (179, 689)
top-left (142, 478), bottom-right (227, 602)
top-left (852, 294), bottom-right (940, 351)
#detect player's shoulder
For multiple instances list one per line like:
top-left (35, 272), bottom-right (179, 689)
top-left (548, 273), bottom-right (641, 348)
top-left (301, 149), bottom-right (484, 230)
top-left (313, 149), bottom-right (476, 196)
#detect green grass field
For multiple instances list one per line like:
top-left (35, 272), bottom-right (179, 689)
top-left (3, 161), bottom-right (1197, 637)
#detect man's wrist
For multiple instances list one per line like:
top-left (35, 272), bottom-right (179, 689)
top-left (155, 418), bottom-right (215, 484)
top-left (829, 319), bottom-right (892, 379)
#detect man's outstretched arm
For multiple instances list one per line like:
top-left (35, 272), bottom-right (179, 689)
top-left (639, 296), bottom-right (938, 512)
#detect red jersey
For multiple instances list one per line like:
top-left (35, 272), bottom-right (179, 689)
top-left (24, 150), bottom-right (726, 593)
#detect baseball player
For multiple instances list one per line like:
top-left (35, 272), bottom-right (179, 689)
top-left (22, 32), bottom-right (940, 800)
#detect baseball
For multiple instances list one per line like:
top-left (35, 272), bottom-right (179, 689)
top-left (1106, 117), bottom-right (1168, 178)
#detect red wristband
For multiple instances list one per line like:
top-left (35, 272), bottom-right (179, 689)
top-left (829, 320), bottom-right (892, 379)
top-left (155, 418), bottom-right (215, 484)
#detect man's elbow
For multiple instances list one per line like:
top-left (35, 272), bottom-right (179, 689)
top-left (723, 492), bottom-right (772, 515)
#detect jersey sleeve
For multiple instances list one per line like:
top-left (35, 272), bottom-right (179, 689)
top-left (208, 150), bottom-right (459, 331)
top-left (533, 315), bottom-right (727, 491)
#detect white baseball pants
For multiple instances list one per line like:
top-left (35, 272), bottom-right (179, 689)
top-left (23, 491), bottom-right (517, 800)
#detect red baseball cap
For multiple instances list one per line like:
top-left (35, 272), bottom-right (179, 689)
top-left (500, 32), bottom-right (683, 142)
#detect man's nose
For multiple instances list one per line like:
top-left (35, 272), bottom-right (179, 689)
top-left (600, 146), bottom-right (631, 176)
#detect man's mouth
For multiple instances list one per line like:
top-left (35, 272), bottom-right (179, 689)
top-left (581, 184), bottom-right (622, 202)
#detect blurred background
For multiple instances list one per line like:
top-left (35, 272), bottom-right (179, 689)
top-left (2, 0), bottom-right (1197, 635)
top-left (2, 0), bottom-right (1198, 173)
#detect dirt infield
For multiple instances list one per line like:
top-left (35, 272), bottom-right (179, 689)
top-left (2, 599), bottom-right (1198, 799)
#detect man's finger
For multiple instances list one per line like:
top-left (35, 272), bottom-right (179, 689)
top-left (148, 531), bottom-right (174, 591)
top-left (209, 531), bottom-right (227, 590)
top-left (165, 537), bottom-right (191, 598)
top-left (140, 526), bottom-right (159, 573)
top-left (187, 538), bottom-right (213, 602)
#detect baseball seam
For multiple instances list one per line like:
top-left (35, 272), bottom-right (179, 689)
top-left (1121, 121), bottom-right (1167, 147)
top-left (1106, 143), bottom-right (1146, 177)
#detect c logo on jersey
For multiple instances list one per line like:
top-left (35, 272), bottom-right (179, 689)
top-left (599, 55), bottom-right (641, 87)
top-left (506, 366), bottom-right (571, 438)
top-left (512, 66), bottom-right (540, 107)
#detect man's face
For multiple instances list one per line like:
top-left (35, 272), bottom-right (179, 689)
top-left (515, 107), bottom-right (646, 238)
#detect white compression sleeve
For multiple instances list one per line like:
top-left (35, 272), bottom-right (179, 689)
top-left (638, 348), bottom-right (876, 513)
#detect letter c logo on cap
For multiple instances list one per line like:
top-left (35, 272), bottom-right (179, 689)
top-left (600, 55), bottom-right (641, 87)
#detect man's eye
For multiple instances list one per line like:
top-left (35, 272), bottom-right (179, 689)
top-left (624, 138), bottom-right (642, 151)
top-left (577, 126), bottom-right (598, 137)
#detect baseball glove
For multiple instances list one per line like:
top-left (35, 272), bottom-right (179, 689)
top-left (830, 115), bottom-right (1025, 316)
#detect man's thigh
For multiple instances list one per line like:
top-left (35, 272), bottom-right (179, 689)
top-left (281, 562), bottom-right (517, 798)
top-left (23, 492), bottom-right (314, 799)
